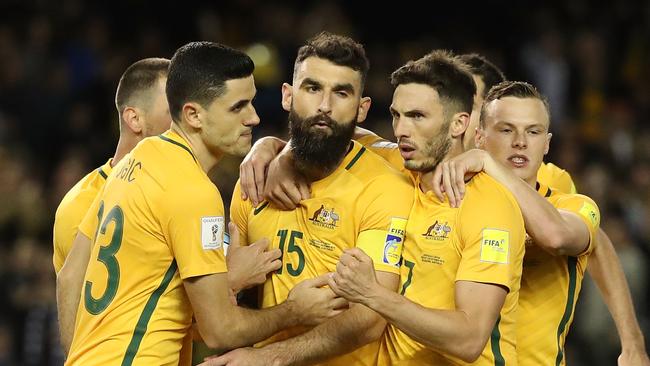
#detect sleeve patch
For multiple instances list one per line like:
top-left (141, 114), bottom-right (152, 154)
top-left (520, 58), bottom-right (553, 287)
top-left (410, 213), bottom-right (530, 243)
top-left (371, 141), bottom-right (398, 149)
top-left (579, 202), bottom-right (599, 227)
top-left (201, 216), bottom-right (224, 250)
top-left (383, 217), bottom-right (407, 266)
top-left (480, 228), bottom-right (510, 264)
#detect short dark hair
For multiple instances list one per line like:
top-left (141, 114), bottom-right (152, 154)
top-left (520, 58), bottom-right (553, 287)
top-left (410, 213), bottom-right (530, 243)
top-left (390, 50), bottom-right (475, 117)
top-left (166, 41), bottom-right (254, 122)
top-left (115, 58), bottom-right (170, 113)
top-left (294, 31), bottom-right (369, 91)
top-left (480, 81), bottom-right (550, 127)
top-left (459, 53), bottom-right (506, 98)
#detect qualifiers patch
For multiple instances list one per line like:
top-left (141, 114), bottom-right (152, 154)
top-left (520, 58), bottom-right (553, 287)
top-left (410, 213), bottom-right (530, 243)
top-left (383, 217), bottom-right (407, 266)
top-left (579, 201), bottom-right (600, 228)
top-left (201, 216), bottom-right (224, 250)
top-left (480, 228), bottom-right (509, 264)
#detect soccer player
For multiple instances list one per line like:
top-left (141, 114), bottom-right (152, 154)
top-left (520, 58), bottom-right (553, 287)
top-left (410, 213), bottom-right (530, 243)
top-left (204, 32), bottom-right (414, 366)
top-left (57, 41), bottom-right (344, 366)
top-left (351, 54), bottom-right (649, 366)
top-left (53, 57), bottom-right (172, 274)
top-left (430, 81), bottom-right (601, 365)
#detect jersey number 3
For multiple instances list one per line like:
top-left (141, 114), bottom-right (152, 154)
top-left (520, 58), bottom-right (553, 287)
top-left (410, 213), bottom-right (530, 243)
top-left (85, 202), bottom-right (124, 315)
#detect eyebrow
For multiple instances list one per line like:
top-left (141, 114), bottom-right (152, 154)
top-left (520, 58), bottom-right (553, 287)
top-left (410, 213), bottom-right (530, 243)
top-left (301, 77), bottom-right (356, 94)
top-left (495, 121), bottom-right (546, 129)
top-left (229, 99), bottom-right (250, 112)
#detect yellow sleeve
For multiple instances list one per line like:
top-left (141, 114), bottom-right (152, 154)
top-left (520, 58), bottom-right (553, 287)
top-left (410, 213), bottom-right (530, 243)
top-left (229, 181), bottom-right (253, 246)
top-left (456, 175), bottom-right (526, 291)
top-left (551, 194), bottom-right (600, 256)
top-left (356, 174), bottom-right (414, 274)
top-left (162, 185), bottom-right (228, 279)
top-left (77, 192), bottom-right (103, 242)
top-left (53, 201), bottom-right (83, 272)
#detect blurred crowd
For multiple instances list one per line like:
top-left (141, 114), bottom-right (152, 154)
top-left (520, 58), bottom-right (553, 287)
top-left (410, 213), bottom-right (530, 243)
top-left (0, 1), bottom-right (648, 365)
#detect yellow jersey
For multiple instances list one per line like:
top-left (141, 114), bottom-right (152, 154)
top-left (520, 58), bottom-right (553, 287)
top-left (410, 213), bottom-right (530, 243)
top-left (537, 162), bottom-right (576, 194)
top-left (53, 159), bottom-right (113, 273)
top-left (230, 141), bottom-right (414, 366)
top-left (380, 172), bottom-right (526, 365)
top-left (516, 182), bottom-right (600, 366)
top-left (66, 130), bottom-right (227, 366)
top-left (355, 134), bottom-right (407, 174)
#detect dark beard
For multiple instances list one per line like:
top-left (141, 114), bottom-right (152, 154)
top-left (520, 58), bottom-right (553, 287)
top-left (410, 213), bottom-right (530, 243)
top-left (288, 108), bottom-right (357, 176)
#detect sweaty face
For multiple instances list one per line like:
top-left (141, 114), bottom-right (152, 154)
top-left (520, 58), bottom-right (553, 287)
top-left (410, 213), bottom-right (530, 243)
top-left (285, 57), bottom-right (363, 172)
top-left (391, 83), bottom-right (452, 172)
top-left (463, 74), bottom-right (485, 151)
top-left (141, 77), bottom-right (172, 137)
top-left (477, 96), bottom-right (551, 185)
top-left (202, 75), bottom-right (260, 157)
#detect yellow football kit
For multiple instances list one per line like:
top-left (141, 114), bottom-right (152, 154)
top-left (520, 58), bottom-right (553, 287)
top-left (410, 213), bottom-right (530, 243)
top-left (537, 162), bottom-right (577, 194)
top-left (516, 180), bottom-right (600, 366)
top-left (66, 130), bottom-right (227, 366)
top-left (53, 159), bottom-right (113, 273)
top-left (230, 141), bottom-right (414, 366)
top-left (379, 172), bottom-right (526, 365)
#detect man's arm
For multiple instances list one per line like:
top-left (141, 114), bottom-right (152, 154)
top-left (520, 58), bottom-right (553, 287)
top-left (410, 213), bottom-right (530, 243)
top-left (434, 149), bottom-right (591, 256)
top-left (239, 136), bottom-right (287, 206)
top-left (56, 232), bottom-right (92, 354)
top-left (207, 270), bottom-right (397, 366)
top-left (329, 249), bottom-right (505, 363)
top-left (185, 271), bottom-right (346, 353)
top-left (588, 229), bottom-right (650, 366)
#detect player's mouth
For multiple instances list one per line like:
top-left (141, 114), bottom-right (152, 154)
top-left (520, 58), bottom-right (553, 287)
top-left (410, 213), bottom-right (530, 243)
top-left (507, 154), bottom-right (529, 168)
top-left (399, 142), bottom-right (417, 160)
top-left (310, 120), bottom-right (332, 131)
top-left (240, 130), bottom-right (253, 139)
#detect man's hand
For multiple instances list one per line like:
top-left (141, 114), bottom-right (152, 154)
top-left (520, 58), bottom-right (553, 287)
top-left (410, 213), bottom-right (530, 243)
top-left (199, 347), bottom-right (277, 366)
top-left (226, 223), bottom-right (281, 294)
top-left (432, 149), bottom-right (488, 207)
top-left (240, 137), bottom-right (286, 206)
top-left (263, 146), bottom-right (310, 211)
top-left (287, 273), bottom-right (349, 327)
top-left (328, 248), bottom-right (381, 305)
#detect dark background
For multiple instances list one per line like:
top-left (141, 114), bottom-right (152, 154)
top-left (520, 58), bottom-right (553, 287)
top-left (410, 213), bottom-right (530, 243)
top-left (0, 0), bottom-right (648, 364)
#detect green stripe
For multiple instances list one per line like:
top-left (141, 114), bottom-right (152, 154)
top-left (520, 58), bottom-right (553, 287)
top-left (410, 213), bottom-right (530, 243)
top-left (490, 315), bottom-right (505, 366)
top-left (253, 201), bottom-right (270, 215)
top-left (158, 135), bottom-right (197, 162)
top-left (345, 147), bottom-right (366, 170)
top-left (121, 260), bottom-right (178, 366)
top-left (98, 167), bottom-right (108, 179)
top-left (555, 256), bottom-right (578, 366)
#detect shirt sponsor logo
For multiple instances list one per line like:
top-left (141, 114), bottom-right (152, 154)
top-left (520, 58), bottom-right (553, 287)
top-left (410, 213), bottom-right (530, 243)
top-left (422, 220), bottom-right (452, 241)
top-left (480, 228), bottom-right (510, 264)
top-left (309, 205), bottom-right (339, 229)
top-left (383, 218), bottom-right (407, 266)
top-left (201, 216), bottom-right (224, 250)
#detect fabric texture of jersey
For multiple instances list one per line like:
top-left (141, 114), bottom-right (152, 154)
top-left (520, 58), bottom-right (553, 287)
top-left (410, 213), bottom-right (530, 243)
top-left (230, 141), bottom-right (414, 366)
top-left (537, 162), bottom-right (576, 194)
top-left (53, 159), bottom-right (113, 273)
top-left (66, 130), bottom-right (227, 366)
top-left (380, 172), bottom-right (526, 366)
top-left (516, 181), bottom-right (600, 366)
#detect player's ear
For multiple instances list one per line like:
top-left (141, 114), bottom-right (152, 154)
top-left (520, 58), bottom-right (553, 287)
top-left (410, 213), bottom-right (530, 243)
top-left (121, 107), bottom-right (143, 134)
top-left (281, 83), bottom-right (293, 112)
top-left (182, 102), bottom-right (203, 129)
top-left (450, 112), bottom-right (470, 138)
top-left (356, 96), bottom-right (372, 123)
top-left (475, 126), bottom-right (486, 148)
top-left (544, 132), bottom-right (552, 155)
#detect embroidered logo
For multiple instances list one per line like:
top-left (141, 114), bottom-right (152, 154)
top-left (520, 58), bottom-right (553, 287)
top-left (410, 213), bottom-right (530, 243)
top-left (309, 205), bottom-right (339, 229)
top-left (421, 220), bottom-right (452, 241)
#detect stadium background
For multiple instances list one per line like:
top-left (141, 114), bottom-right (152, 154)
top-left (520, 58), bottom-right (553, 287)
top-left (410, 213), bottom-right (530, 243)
top-left (0, 1), bottom-right (648, 365)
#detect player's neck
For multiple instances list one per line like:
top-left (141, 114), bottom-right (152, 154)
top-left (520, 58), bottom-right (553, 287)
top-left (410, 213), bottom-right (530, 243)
top-left (112, 132), bottom-right (141, 167)
top-left (171, 124), bottom-right (222, 174)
